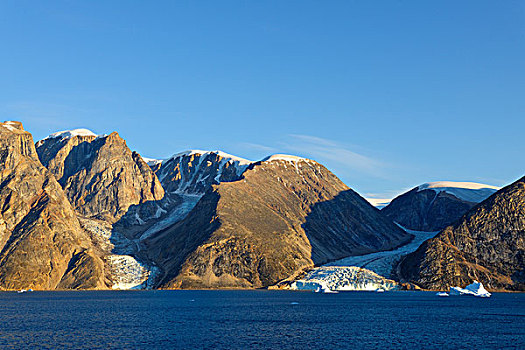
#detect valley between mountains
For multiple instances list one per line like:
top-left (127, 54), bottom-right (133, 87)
top-left (0, 121), bottom-right (523, 292)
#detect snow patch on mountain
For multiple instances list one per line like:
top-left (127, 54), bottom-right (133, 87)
top-left (417, 181), bottom-right (499, 203)
top-left (156, 150), bottom-right (253, 193)
top-left (43, 128), bottom-right (98, 140)
top-left (262, 154), bottom-right (311, 163)
top-left (142, 157), bottom-right (164, 167)
top-left (169, 150), bottom-right (253, 165)
top-left (1, 121), bottom-right (22, 132)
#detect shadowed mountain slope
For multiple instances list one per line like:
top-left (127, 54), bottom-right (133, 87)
top-left (382, 182), bottom-right (498, 231)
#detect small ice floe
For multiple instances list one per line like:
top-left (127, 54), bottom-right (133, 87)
top-left (17, 289), bottom-right (27, 294)
top-left (436, 292), bottom-right (449, 297)
top-left (290, 302), bottom-right (299, 305)
top-left (189, 299), bottom-right (195, 302)
top-left (314, 286), bottom-right (338, 294)
top-left (375, 288), bottom-right (385, 293)
top-left (323, 289), bottom-right (338, 294)
top-left (449, 281), bottom-right (491, 298)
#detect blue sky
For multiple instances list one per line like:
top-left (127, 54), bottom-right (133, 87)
top-left (1, 1), bottom-right (524, 199)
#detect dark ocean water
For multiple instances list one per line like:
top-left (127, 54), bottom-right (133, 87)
top-left (0, 290), bottom-right (523, 349)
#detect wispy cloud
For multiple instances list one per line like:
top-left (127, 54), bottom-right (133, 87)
top-left (280, 134), bottom-right (384, 177)
top-left (238, 134), bottom-right (387, 178)
top-left (239, 142), bottom-right (278, 152)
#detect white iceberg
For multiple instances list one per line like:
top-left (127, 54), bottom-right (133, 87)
top-left (449, 281), bottom-right (491, 298)
top-left (436, 292), bottom-right (449, 297)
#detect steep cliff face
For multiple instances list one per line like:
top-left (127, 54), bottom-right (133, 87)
top-left (144, 155), bottom-right (411, 289)
top-left (382, 182), bottom-right (498, 231)
top-left (0, 121), bottom-right (107, 290)
top-left (36, 130), bottom-right (165, 223)
top-left (399, 177), bottom-right (525, 291)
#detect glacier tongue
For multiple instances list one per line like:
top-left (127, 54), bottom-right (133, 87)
top-left (325, 228), bottom-right (437, 278)
top-left (289, 228), bottom-right (438, 292)
top-left (107, 255), bottom-right (158, 290)
top-left (80, 218), bottom-right (159, 290)
top-left (290, 266), bottom-right (399, 292)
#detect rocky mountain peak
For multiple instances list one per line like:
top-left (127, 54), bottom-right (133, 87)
top-left (1, 121), bottom-right (39, 161)
top-left (36, 130), bottom-right (164, 222)
top-left (153, 150), bottom-right (252, 195)
top-left (1, 120), bottom-right (25, 132)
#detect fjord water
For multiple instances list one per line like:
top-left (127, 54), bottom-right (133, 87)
top-left (0, 291), bottom-right (523, 349)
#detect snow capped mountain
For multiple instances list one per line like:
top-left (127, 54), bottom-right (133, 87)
top-left (168, 150), bottom-right (253, 166)
top-left (382, 180), bottom-right (500, 231)
top-left (153, 150), bottom-right (253, 195)
top-left (399, 176), bottom-right (525, 291)
top-left (417, 181), bottom-right (499, 203)
top-left (43, 128), bottom-right (99, 140)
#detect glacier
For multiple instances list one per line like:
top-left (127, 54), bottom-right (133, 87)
top-left (290, 266), bottom-right (399, 292)
top-left (325, 227), bottom-right (438, 278)
top-left (289, 227), bottom-right (438, 292)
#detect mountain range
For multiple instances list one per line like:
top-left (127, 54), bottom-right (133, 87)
top-left (0, 121), bottom-right (522, 291)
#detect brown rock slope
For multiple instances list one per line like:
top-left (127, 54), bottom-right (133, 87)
top-left (36, 130), bottom-right (165, 223)
top-left (0, 121), bottom-right (107, 290)
top-left (398, 176), bottom-right (525, 291)
top-left (144, 155), bottom-right (411, 289)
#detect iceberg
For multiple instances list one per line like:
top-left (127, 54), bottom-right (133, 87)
top-left (436, 292), bottom-right (449, 297)
top-left (449, 281), bottom-right (491, 298)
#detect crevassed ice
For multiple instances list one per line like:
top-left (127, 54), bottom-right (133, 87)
top-left (291, 266), bottom-right (399, 292)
